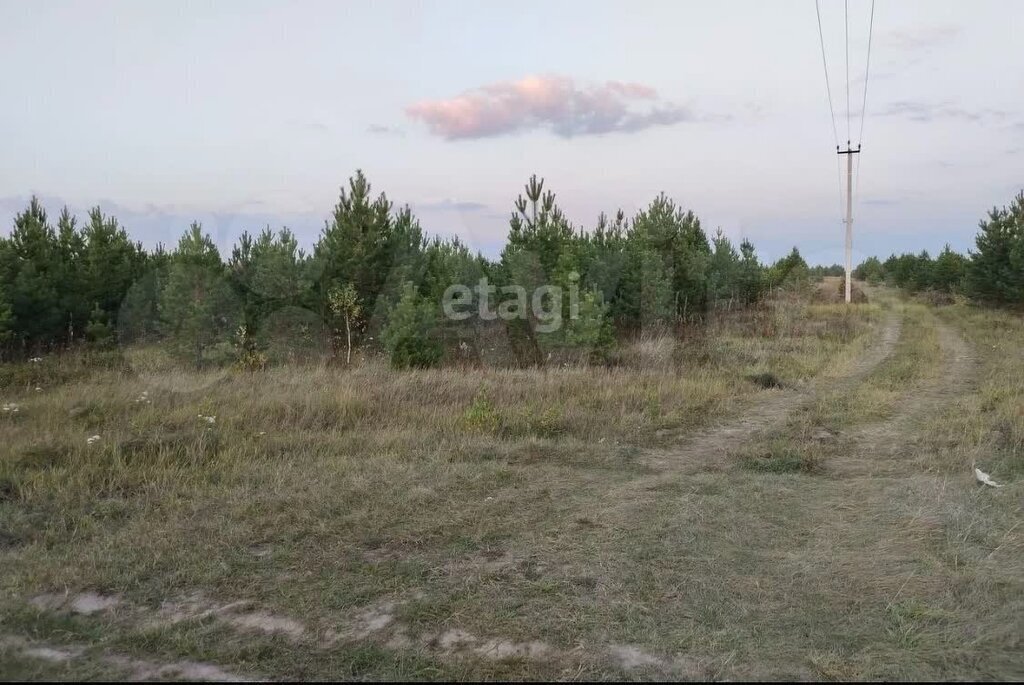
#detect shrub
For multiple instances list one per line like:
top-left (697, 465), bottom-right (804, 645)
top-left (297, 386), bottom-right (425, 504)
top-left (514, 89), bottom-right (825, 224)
top-left (459, 393), bottom-right (500, 433)
top-left (382, 283), bottom-right (442, 369)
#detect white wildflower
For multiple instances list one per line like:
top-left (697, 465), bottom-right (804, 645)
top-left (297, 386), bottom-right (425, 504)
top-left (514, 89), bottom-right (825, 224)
top-left (86, 434), bottom-right (101, 445)
top-left (35, 386), bottom-right (42, 392)
top-left (29, 357), bottom-right (42, 363)
top-left (2, 402), bottom-right (19, 413)
top-left (198, 414), bottom-right (216, 424)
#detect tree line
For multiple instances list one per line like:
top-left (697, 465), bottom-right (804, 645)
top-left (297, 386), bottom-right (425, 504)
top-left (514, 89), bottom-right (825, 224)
top-left (0, 171), bottom-right (839, 367)
top-left (853, 190), bottom-right (1024, 303)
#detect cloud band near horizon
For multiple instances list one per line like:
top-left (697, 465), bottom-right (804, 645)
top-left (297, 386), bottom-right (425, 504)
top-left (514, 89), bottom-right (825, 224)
top-left (406, 74), bottom-right (697, 140)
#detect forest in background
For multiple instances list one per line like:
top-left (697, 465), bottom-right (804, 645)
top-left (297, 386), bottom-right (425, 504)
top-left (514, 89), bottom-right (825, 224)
top-left (0, 173), bottom-right (1021, 368)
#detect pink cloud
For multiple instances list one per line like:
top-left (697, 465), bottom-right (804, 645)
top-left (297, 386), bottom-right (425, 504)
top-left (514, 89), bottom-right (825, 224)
top-left (406, 75), bottom-right (696, 140)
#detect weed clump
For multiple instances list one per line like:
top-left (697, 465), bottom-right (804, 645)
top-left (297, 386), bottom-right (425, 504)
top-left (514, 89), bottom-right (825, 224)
top-left (459, 393), bottom-right (500, 434)
top-left (747, 372), bottom-right (786, 389)
top-left (741, 440), bottom-right (820, 473)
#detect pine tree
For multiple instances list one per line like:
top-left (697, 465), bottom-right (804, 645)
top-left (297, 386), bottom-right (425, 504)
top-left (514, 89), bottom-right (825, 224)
top-left (76, 207), bottom-right (146, 344)
top-left (499, 176), bottom-right (580, 361)
top-left (159, 223), bottom-right (239, 367)
top-left (586, 211), bottom-right (629, 324)
top-left (737, 239), bottom-right (764, 304)
top-left (630, 194), bottom-right (711, 320)
top-left (421, 236), bottom-right (488, 354)
top-left (118, 245), bottom-right (170, 345)
top-left (636, 248), bottom-right (674, 330)
top-left (0, 281), bottom-right (12, 345)
top-left (564, 288), bottom-right (614, 362)
top-left (314, 171), bottom-right (425, 330)
top-left (55, 207), bottom-right (87, 342)
top-left (708, 229), bottom-right (741, 306)
top-left (853, 256), bottom-right (884, 284)
top-left (932, 245), bottom-right (967, 294)
top-left (504, 175), bottom-right (576, 279)
top-left (767, 247), bottom-right (809, 290)
top-left (4, 198), bottom-right (63, 348)
top-left (230, 227), bottom-right (309, 333)
top-left (382, 282), bottom-right (442, 369)
top-left (909, 250), bottom-right (934, 292)
top-left (967, 191), bottom-right (1024, 304)
top-left (84, 303), bottom-right (114, 347)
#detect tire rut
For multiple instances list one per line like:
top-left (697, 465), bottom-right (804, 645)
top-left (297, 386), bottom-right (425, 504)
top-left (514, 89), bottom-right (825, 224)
top-left (0, 634), bottom-right (258, 682)
top-left (828, 314), bottom-right (978, 478)
top-left (643, 309), bottom-right (903, 474)
top-left (644, 312), bottom-right (983, 679)
top-left (592, 310), bottom-right (903, 516)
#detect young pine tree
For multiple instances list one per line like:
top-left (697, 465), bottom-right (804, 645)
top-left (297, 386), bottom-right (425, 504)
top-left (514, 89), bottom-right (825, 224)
top-left (381, 282), bottom-right (442, 369)
top-left (967, 191), bottom-right (1024, 304)
top-left (853, 256), bottom-right (884, 284)
top-left (4, 198), bottom-right (63, 348)
top-left (564, 288), bottom-right (614, 362)
top-left (314, 171), bottom-right (425, 331)
top-left (932, 245), bottom-right (968, 294)
top-left (55, 207), bottom-right (88, 342)
top-left (0, 281), bottom-right (12, 346)
top-left (737, 239), bottom-right (764, 304)
top-left (118, 245), bottom-right (169, 345)
top-left (707, 229), bottom-right (741, 307)
top-left (629, 194), bottom-right (711, 321)
top-left (81, 207), bottom-right (144, 335)
top-left (160, 223), bottom-right (239, 367)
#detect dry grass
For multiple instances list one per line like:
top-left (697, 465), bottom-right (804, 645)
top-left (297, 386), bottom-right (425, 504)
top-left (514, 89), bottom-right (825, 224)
top-left (1, 290), bottom-right (1020, 680)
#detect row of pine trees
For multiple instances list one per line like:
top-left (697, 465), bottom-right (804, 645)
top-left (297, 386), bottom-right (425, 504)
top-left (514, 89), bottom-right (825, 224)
top-left (4, 173), bottom-right (1017, 367)
top-left (0, 172), bottom-right (794, 367)
top-left (853, 191), bottom-right (1024, 301)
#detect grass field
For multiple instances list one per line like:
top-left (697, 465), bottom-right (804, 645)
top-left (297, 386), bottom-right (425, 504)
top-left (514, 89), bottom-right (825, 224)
top-left (0, 288), bottom-right (1020, 680)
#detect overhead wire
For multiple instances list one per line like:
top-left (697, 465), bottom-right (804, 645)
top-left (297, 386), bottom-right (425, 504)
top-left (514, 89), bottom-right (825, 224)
top-left (815, 0), bottom-right (840, 150)
top-left (857, 0), bottom-right (876, 147)
top-left (819, 1), bottom-right (877, 223)
top-left (854, 0), bottom-right (876, 206)
top-left (816, 0), bottom-right (845, 223)
top-left (845, 0), bottom-right (851, 144)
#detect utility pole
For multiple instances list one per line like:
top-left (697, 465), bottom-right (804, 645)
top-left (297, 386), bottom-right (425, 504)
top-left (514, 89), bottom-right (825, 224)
top-left (838, 143), bottom-right (860, 303)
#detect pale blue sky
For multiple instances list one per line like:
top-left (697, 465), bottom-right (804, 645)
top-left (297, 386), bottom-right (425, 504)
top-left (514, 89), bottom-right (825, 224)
top-left (1, 0), bottom-right (1022, 264)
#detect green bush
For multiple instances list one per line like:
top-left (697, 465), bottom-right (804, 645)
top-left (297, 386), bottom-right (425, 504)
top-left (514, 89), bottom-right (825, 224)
top-left (382, 283), bottom-right (442, 369)
top-left (459, 393), bottom-right (500, 433)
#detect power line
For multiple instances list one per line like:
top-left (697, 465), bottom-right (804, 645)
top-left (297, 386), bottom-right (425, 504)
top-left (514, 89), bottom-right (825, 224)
top-left (857, 0), bottom-right (876, 146)
top-left (845, 0), bottom-right (851, 144)
top-left (818, 0), bottom-right (876, 303)
top-left (815, 0), bottom-right (840, 149)
top-left (854, 0), bottom-right (876, 211)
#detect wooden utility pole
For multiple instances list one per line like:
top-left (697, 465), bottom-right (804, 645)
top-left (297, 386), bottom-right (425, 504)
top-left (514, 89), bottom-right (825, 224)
top-left (838, 143), bottom-right (861, 303)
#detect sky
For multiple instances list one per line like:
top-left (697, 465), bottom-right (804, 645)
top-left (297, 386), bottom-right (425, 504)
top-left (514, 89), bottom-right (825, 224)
top-left (1, 0), bottom-right (1022, 266)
